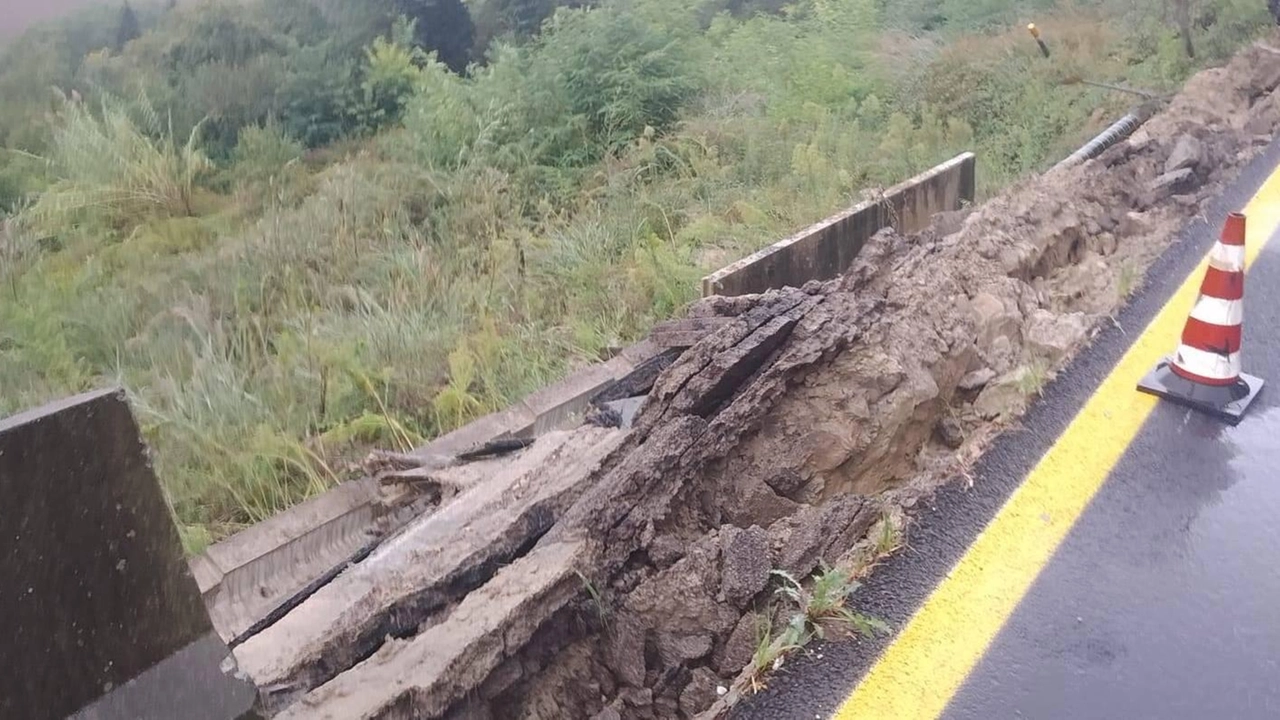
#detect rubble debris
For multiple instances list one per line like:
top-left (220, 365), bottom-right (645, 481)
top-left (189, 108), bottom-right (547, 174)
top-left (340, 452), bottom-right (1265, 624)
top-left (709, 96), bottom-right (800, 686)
top-left (456, 436), bottom-right (535, 462)
top-left (935, 416), bottom-right (965, 449)
top-left (649, 317), bottom-right (736, 349)
top-left (273, 541), bottom-right (585, 720)
top-left (235, 428), bottom-right (626, 715)
top-left (1152, 167), bottom-right (1197, 194)
top-left (590, 349), bottom-right (683, 407)
top-left (719, 526), bottom-right (770, 609)
top-left (1165, 134), bottom-right (1206, 174)
top-left (585, 403), bottom-right (624, 429)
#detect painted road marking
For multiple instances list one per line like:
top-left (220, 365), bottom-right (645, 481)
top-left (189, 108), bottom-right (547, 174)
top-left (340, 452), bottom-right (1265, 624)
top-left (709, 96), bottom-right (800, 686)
top-left (832, 165), bottom-right (1280, 720)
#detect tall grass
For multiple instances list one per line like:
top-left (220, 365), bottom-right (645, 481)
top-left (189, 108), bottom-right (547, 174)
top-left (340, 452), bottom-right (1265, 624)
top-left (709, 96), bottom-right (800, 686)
top-left (26, 94), bottom-right (212, 237)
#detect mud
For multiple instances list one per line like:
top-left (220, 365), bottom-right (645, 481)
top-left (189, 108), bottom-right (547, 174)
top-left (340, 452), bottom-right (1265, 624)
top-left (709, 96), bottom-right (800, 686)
top-left (243, 37), bottom-right (1280, 720)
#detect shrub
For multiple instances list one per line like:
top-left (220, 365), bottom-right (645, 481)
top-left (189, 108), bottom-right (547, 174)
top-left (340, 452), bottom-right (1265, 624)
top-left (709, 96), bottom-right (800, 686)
top-left (24, 94), bottom-right (212, 238)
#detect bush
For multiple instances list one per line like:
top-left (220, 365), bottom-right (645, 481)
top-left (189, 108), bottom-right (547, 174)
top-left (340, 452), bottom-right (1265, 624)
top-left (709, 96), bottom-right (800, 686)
top-left (24, 95), bottom-right (212, 238)
top-left (357, 33), bottom-right (423, 133)
top-left (400, 3), bottom-right (700, 188)
top-left (533, 5), bottom-right (700, 155)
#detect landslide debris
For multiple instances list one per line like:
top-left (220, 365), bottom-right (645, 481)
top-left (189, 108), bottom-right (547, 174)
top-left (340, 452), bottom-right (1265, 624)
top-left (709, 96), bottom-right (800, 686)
top-left (236, 36), bottom-right (1280, 720)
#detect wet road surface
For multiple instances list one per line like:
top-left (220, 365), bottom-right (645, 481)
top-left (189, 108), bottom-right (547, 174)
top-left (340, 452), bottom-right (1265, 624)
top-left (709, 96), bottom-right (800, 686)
top-left (946, 208), bottom-right (1280, 719)
top-left (735, 142), bottom-right (1280, 720)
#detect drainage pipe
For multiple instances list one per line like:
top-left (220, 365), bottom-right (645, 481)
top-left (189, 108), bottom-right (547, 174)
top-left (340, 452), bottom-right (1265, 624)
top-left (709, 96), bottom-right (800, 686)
top-left (1053, 111), bottom-right (1145, 171)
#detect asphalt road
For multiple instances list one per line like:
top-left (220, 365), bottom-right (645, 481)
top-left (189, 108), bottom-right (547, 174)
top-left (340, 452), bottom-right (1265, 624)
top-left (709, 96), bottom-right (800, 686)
top-left (735, 139), bottom-right (1280, 720)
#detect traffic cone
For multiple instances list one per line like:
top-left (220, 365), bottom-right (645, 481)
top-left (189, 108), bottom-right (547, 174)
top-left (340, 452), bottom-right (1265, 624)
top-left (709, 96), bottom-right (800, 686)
top-left (1137, 211), bottom-right (1264, 425)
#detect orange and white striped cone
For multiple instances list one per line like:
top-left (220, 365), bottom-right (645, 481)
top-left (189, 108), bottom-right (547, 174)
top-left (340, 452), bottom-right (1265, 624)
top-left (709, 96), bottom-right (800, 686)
top-left (1137, 211), bottom-right (1264, 424)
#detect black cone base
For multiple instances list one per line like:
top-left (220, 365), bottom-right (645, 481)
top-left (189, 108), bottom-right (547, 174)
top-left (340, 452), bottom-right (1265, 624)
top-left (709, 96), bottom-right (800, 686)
top-left (1136, 360), bottom-right (1264, 426)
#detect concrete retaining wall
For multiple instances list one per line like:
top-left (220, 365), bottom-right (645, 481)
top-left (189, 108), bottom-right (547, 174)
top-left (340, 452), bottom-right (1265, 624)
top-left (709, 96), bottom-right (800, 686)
top-left (701, 152), bottom-right (976, 297)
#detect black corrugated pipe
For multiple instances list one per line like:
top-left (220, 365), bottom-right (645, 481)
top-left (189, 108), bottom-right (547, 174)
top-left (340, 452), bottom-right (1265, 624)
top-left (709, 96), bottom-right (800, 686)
top-left (1053, 112), bottom-right (1145, 171)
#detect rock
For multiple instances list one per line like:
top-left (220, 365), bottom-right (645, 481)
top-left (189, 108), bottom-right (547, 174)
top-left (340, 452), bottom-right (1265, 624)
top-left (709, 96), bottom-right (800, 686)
top-left (1151, 168), bottom-right (1196, 194)
top-left (656, 633), bottom-right (713, 668)
top-left (769, 496), bottom-right (872, 581)
top-left (720, 525), bottom-right (771, 609)
top-left (1165, 134), bottom-right (1205, 173)
top-left (930, 208), bottom-right (971, 238)
top-left (774, 505), bottom-right (825, 577)
top-left (764, 468), bottom-right (805, 498)
top-left (604, 613), bottom-right (648, 688)
top-left (968, 292), bottom-right (1022, 351)
top-left (958, 367), bottom-right (996, 391)
top-left (1127, 128), bottom-right (1153, 151)
top-left (973, 369), bottom-right (1032, 420)
top-left (625, 541), bottom-right (741, 658)
top-left (592, 708), bottom-right (623, 720)
top-left (1119, 211), bottom-right (1151, 237)
top-left (1025, 310), bottom-right (1089, 364)
top-left (679, 668), bottom-right (721, 717)
top-left (653, 690), bottom-right (682, 720)
top-left (1093, 232), bottom-right (1118, 256)
top-left (935, 416), bottom-right (964, 449)
top-left (618, 687), bottom-right (653, 708)
top-left (968, 292), bottom-right (1003, 327)
top-left (816, 495), bottom-right (876, 564)
top-left (714, 612), bottom-right (761, 676)
top-left (648, 535), bottom-right (687, 570)
top-left (985, 335), bottom-right (1017, 374)
top-left (722, 481), bottom-right (799, 527)
top-left (1248, 60), bottom-right (1280, 96)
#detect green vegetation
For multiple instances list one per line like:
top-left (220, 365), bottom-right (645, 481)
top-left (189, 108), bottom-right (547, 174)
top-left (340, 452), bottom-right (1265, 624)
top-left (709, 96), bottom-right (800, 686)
top-left (747, 612), bottom-right (807, 692)
top-left (0, 0), bottom-right (1270, 551)
top-left (773, 565), bottom-right (889, 639)
top-left (748, 564), bottom-right (888, 692)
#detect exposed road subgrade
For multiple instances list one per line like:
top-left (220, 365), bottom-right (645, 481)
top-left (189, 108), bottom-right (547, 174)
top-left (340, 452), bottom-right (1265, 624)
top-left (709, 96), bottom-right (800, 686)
top-left (733, 139), bottom-right (1280, 720)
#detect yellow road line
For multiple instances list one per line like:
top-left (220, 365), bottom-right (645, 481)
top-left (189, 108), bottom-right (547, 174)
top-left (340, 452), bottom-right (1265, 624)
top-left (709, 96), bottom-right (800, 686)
top-left (833, 166), bottom-right (1280, 720)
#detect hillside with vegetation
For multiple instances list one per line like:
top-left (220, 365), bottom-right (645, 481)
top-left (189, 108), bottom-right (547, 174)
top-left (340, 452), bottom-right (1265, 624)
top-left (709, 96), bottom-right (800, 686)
top-left (0, 0), bottom-right (1269, 551)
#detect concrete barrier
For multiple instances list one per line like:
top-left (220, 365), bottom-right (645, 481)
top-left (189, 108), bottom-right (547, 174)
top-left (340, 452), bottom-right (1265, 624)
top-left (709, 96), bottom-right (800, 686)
top-left (0, 389), bottom-right (256, 719)
top-left (702, 152), bottom-right (976, 297)
top-left (194, 341), bottom-right (661, 645)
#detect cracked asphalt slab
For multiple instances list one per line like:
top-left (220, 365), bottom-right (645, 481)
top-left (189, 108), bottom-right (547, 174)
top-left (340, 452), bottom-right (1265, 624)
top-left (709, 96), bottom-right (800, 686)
top-left (734, 137), bottom-right (1280, 720)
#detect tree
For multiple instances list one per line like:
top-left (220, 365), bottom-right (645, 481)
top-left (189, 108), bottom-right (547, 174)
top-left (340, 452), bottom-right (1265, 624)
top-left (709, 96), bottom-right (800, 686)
top-left (396, 0), bottom-right (476, 72)
top-left (116, 2), bottom-right (141, 51)
top-left (532, 6), bottom-right (698, 157)
top-left (357, 34), bottom-right (422, 132)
